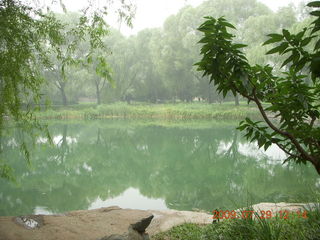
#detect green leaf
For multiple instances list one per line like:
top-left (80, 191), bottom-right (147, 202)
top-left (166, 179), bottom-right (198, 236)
top-left (232, 44), bottom-right (247, 49)
top-left (266, 42), bottom-right (288, 55)
top-left (258, 137), bottom-right (266, 148)
top-left (296, 28), bottom-right (306, 40)
top-left (220, 21), bottom-right (236, 29)
top-left (237, 124), bottom-right (247, 131)
top-left (263, 38), bottom-right (282, 46)
top-left (264, 142), bottom-right (272, 151)
top-left (267, 33), bottom-right (284, 39)
top-left (245, 117), bottom-right (254, 124)
top-left (311, 26), bottom-right (320, 34)
top-left (282, 29), bottom-right (291, 41)
top-left (281, 55), bottom-right (295, 68)
top-left (295, 57), bottom-right (308, 72)
top-left (314, 39), bottom-right (320, 50)
top-left (282, 47), bottom-right (294, 54)
top-left (307, 1), bottom-right (320, 7)
top-left (311, 56), bottom-right (320, 78)
top-left (263, 34), bottom-right (283, 46)
top-left (300, 36), bottom-right (314, 47)
top-left (310, 10), bottom-right (320, 16)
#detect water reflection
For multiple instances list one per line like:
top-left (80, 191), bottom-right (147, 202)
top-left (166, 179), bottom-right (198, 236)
top-left (89, 188), bottom-right (168, 211)
top-left (0, 120), bottom-right (319, 216)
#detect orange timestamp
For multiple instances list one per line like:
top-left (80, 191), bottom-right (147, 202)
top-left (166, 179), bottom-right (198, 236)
top-left (212, 209), bottom-right (308, 220)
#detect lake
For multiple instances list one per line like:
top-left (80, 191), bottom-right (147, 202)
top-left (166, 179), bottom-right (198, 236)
top-left (0, 120), bottom-right (319, 216)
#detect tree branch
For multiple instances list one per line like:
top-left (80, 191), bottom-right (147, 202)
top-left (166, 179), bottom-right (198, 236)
top-left (100, 78), bottom-right (106, 91)
top-left (53, 80), bottom-right (62, 90)
top-left (232, 83), bottom-right (255, 101)
top-left (310, 116), bottom-right (316, 128)
top-left (275, 142), bottom-right (299, 159)
top-left (252, 90), bottom-right (317, 165)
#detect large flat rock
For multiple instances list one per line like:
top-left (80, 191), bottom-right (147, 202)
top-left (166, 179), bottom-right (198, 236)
top-left (0, 206), bottom-right (153, 240)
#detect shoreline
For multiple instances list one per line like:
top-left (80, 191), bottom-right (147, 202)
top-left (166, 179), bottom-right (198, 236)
top-left (0, 202), bottom-right (316, 240)
top-left (32, 102), bottom-right (260, 121)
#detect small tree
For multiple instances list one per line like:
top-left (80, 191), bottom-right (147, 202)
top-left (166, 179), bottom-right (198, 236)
top-left (196, 1), bottom-right (320, 174)
top-left (90, 55), bottom-right (114, 105)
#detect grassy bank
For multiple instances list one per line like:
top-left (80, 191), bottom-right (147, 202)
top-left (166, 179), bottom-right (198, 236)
top-left (35, 102), bottom-right (260, 120)
top-left (153, 208), bottom-right (320, 240)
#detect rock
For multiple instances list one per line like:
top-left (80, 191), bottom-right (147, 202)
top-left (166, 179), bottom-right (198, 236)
top-left (101, 206), bottom-right (121, 213)
top-left (128, 227), bottom-right (150, 240)
top-left (100, 225), bottom-right (152, 240)
top-left (0, 207), bottom-right (153, 240)
top-left (251, 202), bottom-right (318, 213)
top-left (101, 235), bottom-right (126, 240)
top-left (131, 215), bottom-right (154, 233)
top-left (147, 209), bottom-right (212, 236)
top-left (234, 202), bottom-right (319, 218)
top-left (146, 202), bottom-right (319, 236)
top-left (0, 203), bottom-right (317, 239)
top-left (14, 215), bottom-right (44, 229)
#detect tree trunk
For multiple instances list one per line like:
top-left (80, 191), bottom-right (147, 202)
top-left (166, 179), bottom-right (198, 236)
top-left (95, 82), bottom-right (101, 105)
top-left (208, 84), bottom-right (213, 104)
top-left (312, 160), bottom-right (320, 175)
top-left (154, 84), bottom-right (158, 103)
top-left (60, 86), bottom-right (67, 106)
top-left (235, 94), bottom-right (239, 106)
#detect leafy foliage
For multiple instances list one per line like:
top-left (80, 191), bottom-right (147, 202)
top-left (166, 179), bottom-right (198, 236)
top-left (0, 0), bottom-right (66, 178)
top-left (0, 0), bottom-right (134, 179)
top-left (196, 2), bottom-right (320, 174)
top-left (31, 0), bottom-right (299, 106)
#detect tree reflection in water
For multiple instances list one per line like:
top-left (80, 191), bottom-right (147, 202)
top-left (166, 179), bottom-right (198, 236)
top-left (0, 120), bottom-right (319, 216)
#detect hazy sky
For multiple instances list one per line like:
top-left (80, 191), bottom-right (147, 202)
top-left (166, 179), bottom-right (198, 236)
top-left (61, 0), bottom-right (302, 35)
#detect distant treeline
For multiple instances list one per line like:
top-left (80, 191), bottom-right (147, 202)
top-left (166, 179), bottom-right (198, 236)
top-left (39, 0), bottom-right (309, 106)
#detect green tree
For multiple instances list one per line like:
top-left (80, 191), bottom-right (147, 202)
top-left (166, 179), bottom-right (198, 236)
top-left (44, 12), bottom-right (83, 107)
top-left (0, 0), bottom-right (134, 179)
top-left (131, 29), bottom-right (166, 103)
top-left (196, 1), bottom-right (320, 174)
top-left (96, 0), bottom-right (297, 105)
top-left (102, 31), bottom-right (137, 102)
top-left (84, 51), bottom-right (113, 105)
top-left (0, 1), bottom-right (66, 178)
top-left (0, 1), bottom-right (63, 126)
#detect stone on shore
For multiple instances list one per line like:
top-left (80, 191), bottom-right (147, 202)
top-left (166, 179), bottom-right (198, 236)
top-left (147, 209), bottom-right (213, 235)
top-left (0, 206), bottom-right (153, 240)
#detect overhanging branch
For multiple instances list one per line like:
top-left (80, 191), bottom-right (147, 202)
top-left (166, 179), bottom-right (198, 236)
top-left (252, 90), bottom-right (317, 166)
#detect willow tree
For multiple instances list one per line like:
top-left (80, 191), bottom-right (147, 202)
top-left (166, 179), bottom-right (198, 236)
top-left (196, 1), bottom-right (320, 174)
top-left (0, 0), bottom-right (135, 179)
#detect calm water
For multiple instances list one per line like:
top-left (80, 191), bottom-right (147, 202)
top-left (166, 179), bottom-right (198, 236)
top-left (0, 120), bottom-right (319, 216)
